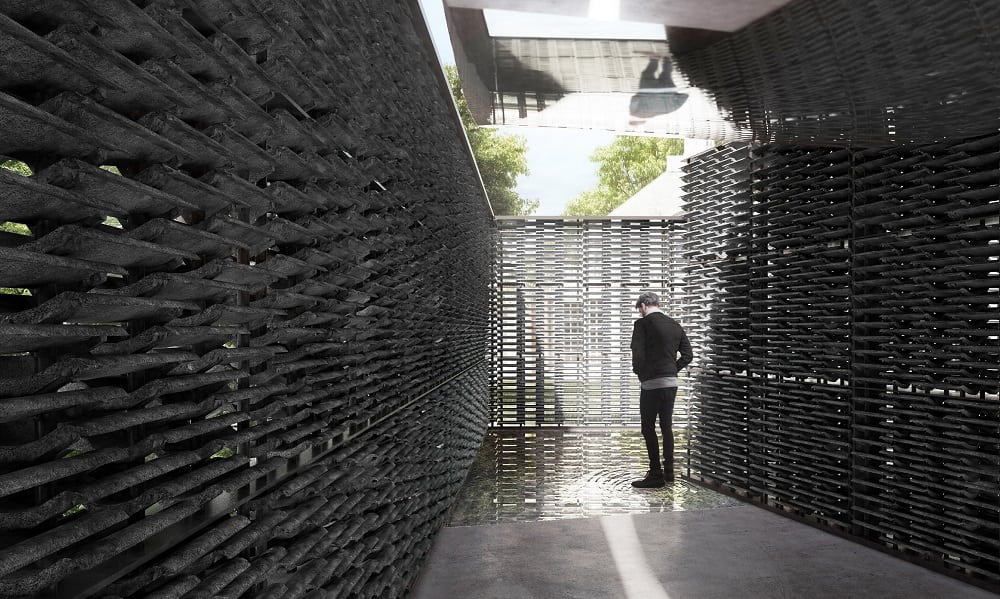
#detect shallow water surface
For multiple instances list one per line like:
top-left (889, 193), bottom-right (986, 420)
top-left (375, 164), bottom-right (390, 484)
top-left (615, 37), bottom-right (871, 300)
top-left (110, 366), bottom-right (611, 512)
top-left (448, 429), bottom-right (741, 526)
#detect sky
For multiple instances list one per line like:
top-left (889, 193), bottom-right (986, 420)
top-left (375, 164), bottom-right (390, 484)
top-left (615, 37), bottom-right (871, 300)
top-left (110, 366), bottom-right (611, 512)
top-left (416, 0), bottom-right (616, 215)
top-left (515, 128), bottom-right (615, 215)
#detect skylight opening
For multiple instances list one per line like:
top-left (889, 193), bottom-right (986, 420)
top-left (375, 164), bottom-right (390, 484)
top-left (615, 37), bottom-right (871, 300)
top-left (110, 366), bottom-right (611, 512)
top-left (484, 8), bottom-right (665, 41)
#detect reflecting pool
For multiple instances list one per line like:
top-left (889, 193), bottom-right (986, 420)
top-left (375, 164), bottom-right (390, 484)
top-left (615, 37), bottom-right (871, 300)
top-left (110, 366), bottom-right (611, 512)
top-left (448, 429), bottom-right (741, 526)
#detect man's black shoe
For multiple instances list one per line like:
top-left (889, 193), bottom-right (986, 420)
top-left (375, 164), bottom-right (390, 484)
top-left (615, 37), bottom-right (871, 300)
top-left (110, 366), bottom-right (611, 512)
top-left (631, 470), bottom-right (666, 488)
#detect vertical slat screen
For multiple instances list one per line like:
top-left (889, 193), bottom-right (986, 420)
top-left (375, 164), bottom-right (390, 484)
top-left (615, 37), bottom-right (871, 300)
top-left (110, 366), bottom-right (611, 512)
top-left (491, 217), bottom-right (687, 428)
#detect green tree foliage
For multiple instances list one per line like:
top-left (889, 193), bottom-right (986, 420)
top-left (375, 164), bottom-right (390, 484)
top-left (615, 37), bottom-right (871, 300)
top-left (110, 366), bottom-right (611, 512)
top-left (0, 222), bottom-right (30, 235)
top-left (1, 159), bottom-right (31, 176)
top-left (1, 162), bottom-right (38, 294)
top-left (563, 136), bottom-right (684, 216)
top-left (444, 66), bottom-right (537, 216)
top-left (0, 178), bottom-right (31, 294)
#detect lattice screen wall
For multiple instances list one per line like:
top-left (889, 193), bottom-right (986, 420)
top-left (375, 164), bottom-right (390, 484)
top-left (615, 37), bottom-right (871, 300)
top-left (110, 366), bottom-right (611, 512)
top-left (0, 2), bottom-right (492, 598)
top-left (683, 141), bottom-right (1000, 589)
top-left (676, 143), bottom-right (753, 487)
top-left (492, 217), bottom-right (688, 428)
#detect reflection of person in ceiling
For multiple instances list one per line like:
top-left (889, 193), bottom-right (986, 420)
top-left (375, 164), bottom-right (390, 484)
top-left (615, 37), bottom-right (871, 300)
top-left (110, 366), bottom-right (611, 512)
top-left (630, 56), bottom-right (688, 119)
top-left (638, 57), bottom-right (677, 89)
top-left (638, 57), bottom-right (660, 89)
top-left (657, 57), bottom-right (677, 88)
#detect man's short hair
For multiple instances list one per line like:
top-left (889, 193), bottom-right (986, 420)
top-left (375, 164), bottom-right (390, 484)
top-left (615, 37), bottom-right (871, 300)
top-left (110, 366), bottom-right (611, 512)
top-left (635, 292), bottom-right (660, 308)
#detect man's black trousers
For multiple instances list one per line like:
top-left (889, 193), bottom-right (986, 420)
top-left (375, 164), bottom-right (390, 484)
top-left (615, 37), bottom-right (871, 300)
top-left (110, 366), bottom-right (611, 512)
top-left (639, 386), bottom-right (677, 472)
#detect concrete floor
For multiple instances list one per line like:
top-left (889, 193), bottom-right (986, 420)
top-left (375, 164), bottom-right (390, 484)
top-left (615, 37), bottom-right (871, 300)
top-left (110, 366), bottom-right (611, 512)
top-left (411, 504), bottom-right (997, 599)
top-left (410, 430), bottom-right (995, 599)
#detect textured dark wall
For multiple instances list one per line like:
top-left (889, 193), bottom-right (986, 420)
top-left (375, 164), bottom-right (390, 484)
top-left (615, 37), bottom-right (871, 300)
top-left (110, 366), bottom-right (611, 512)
top-left (674, 3), bottom-right (999, 586)
top-left (682, 139), bottom-right (999, 590)
top-left (0, 1), bottom-right (492, 597)
top-left (672, 0), bottom-right (1000, 146)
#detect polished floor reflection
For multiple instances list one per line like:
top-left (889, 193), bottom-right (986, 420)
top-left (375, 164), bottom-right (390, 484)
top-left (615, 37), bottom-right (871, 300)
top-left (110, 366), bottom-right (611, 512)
top-left (449, 429), bottom-right (740, 526)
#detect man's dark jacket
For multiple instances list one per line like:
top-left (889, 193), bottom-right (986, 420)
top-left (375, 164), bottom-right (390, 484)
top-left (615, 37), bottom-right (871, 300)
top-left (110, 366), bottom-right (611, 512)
top-left (631, 312), bottom-right (693, 381)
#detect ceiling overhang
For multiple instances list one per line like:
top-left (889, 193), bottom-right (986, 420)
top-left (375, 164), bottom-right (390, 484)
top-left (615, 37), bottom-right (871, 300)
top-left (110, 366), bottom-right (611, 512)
top-left (443, 0), bottom-right (797, 33)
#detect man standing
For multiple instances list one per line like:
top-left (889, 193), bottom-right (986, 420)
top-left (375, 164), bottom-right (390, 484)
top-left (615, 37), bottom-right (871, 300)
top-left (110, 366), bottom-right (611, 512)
top-left (630, 291), bottom-right (693, 488)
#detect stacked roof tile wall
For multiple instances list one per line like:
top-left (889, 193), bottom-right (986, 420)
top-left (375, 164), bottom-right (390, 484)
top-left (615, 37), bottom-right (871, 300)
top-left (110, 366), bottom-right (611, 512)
top-left (673, 0), bottom-right (1000, 145)
top-left (682, 139), bottom-right (999, 591)
top-left (0, 1), bottom-right (492, 597)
